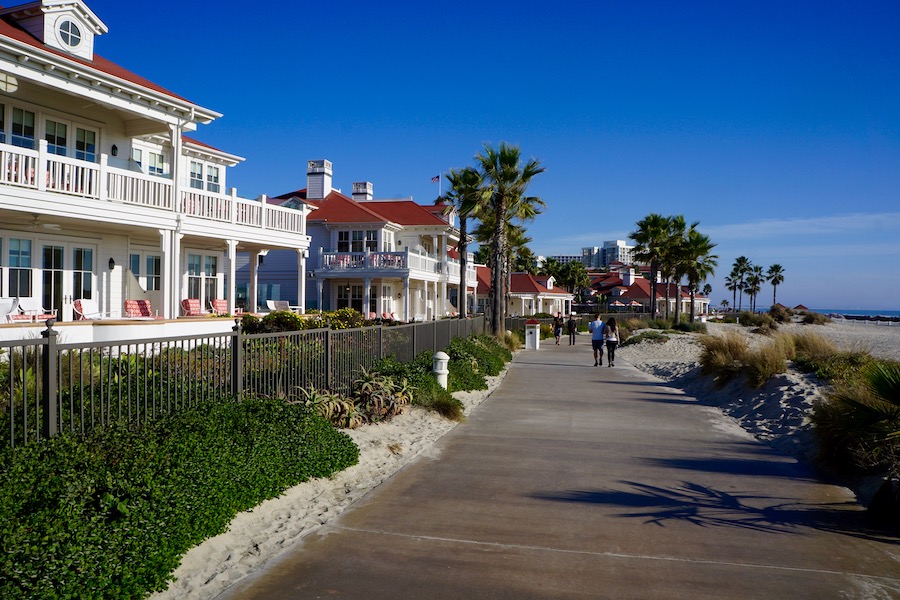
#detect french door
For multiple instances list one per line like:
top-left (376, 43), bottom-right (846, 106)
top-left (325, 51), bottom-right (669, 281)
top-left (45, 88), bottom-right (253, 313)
top-left (41, 241), bottom-right (96, 321)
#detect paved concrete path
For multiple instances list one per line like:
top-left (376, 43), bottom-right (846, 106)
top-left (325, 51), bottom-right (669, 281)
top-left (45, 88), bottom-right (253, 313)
top-left (218, 342), bottom-right (900, 599)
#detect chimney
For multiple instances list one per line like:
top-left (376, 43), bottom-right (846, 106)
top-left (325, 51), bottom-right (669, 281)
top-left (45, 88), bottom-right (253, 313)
top-left (306, 159), bottom-right (333, 199)
top-left (621, 267), bottom-right (635, 287)
top-left (352, 181), bottom-right (373, 201)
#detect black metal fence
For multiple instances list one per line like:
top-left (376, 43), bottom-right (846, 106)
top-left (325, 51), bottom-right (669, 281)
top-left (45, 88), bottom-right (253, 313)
top-left (1, 315), bottom-right (486, 449)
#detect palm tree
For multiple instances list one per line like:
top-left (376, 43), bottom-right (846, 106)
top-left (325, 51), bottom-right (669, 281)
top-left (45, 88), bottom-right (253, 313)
top-left (540, 257), bottom-right (563, 283)
top-left (682, 227), bottom-right (718, 322)
top-left (732, 256), bottom-right (751, 312)
top-left (745, 266), bottom-right (763, 312)
top-left (766, 264), bottom-right (785, 307)
top-left (630, 213), bottom-right (670, 318)
top-left (561, 260), bottom-right (590, 298)
top-left (476, 143), bottom-right (545, 336)
top-left (442, 167), bottom-right (488, 319)
top-left (702, 283), bottom-right (712, 297)
top-left (724, 274), bottom-right (738, 312)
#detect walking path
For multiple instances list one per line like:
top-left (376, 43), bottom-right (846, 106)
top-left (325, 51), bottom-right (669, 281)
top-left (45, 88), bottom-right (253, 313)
top-left (217, 342), bottom-right (900, 599)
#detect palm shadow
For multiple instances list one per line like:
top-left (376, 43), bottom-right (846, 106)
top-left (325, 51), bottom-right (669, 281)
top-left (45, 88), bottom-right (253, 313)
top-left (532, 480), bottom-right (900, 543)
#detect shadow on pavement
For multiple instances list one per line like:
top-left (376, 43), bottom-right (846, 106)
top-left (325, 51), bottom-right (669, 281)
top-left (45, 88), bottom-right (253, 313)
top-left (530, 480), bottom-right (900, 543)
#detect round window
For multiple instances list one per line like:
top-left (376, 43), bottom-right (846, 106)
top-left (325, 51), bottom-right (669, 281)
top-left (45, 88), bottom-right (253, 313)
top-left (59, 20), bottom-right (82, 48)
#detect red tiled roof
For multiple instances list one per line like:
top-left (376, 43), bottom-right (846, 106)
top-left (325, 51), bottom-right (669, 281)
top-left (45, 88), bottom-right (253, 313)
top-left (274, 187), bottom-right (448, 227)
top-left (305, 192), bottom-right (389, 224)
top-left (361, 200), bottom-right (447, 226)
top-left (0, 14), bottom-right (190, 103)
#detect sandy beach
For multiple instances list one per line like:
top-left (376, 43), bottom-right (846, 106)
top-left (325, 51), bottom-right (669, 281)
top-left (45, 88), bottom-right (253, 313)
top-left (152, 319), bottom-right (900, 600)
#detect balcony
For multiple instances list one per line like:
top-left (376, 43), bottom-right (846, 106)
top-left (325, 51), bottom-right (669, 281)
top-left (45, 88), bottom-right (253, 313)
top-left (0, 140), bottom-right (304, 235)
top-left (319, 250), bottom-right (477, 287)
top-left (320, 250), bottom-right (439, 275)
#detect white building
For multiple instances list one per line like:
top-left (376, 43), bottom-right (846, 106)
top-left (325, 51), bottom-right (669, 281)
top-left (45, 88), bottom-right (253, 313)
top-left (0, 0), bottom-right (311, 331)
top-left (244, 159), bottom-right (478, 320)
top-left (581, 240), bottom-right (636, 269)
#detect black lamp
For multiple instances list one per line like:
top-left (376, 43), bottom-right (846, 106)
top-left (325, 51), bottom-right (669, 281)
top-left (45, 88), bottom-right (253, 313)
top-left (111, 144), bottom-right (118, 157)
top-left (108, 257), bottom-right (115, 270)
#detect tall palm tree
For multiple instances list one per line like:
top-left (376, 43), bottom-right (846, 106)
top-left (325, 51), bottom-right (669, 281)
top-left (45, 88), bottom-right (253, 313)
top-left (442, 167), bottom-right (488, 319)
top-left (541, 257), bottom-right (563, 283)
top-left (732, 256), bottom-right (751, 312)
top-left (630, 213), bottom-right (670, 318)
top-left (767, 264), bottom-right (785, 307)
top-left (745, 265), bottom-right (763, 312)
top-left (476, 142), bottom-right (545, 335)
top-left (682, 228), bottom-right (718, 322)
top-left (724, 274), bottom-right (738, 312)
top-left (702, 283), bottom-right (712, 297)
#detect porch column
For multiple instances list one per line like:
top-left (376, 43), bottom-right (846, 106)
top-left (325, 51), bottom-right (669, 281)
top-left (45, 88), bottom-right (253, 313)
top-left (316, 278), bottom-right (323, 312)
top-left (296, 248), bottom-right (306, 314)
top-left (250, 250), bottom-right (264, 313)
top-left (363, 276), bottom-right (372, 317)
top-left (158, 228), bottom-right (172, 318)
top-left (440, 280), bottom-right (447, 317)
top-left (402, 277), bottom-right (410, 321)
top-left (226, 239), bottom-right (238, 315)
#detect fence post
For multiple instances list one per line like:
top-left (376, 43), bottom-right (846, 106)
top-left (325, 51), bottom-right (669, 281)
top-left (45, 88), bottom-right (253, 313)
top-left (378, 323), bottom-right (384, 361)
top-left (41, 320), bottom-right (59, 439)
top-left (231, 319), bottom-right (243, 397)
top-left (433, 319), bottom-right (437, 352)
top-left (413, 322), bottom-right (417, 356)
top-left (325, 327), bottom-right (332, 390)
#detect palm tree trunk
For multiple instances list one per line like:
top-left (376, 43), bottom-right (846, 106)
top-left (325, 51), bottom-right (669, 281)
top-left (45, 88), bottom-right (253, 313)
top-left (490, 198), bottom-right (507, 336)
top-left (459, 217), bottom-right (468, 319)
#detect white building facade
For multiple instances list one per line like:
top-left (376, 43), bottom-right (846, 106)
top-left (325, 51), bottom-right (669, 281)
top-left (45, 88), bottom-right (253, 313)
top-left (0, 0), bottom-right (311, 327)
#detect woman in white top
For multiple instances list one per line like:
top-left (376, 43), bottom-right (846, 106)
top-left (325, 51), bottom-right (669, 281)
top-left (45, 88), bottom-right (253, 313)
top-left (604, 317), bottom-right (619, 367)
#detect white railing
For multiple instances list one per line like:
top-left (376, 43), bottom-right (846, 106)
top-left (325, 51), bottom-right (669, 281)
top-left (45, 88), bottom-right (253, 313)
top-left (108, 166), bottom-right (173, 209)
top-left (319, 250), bottom-right (443, 275)
top-left (0, 140), bottom-right (304, 234)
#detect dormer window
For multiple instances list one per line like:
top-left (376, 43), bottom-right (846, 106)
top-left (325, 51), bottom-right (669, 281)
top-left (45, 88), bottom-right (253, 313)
top-left (58, 20), bottom-right (82, 48)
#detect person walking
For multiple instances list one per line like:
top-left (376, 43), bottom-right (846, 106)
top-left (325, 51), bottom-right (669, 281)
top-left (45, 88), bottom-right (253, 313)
top-left (588, 313), bottom-right (605, 366)
top-left (604, 317), bottom-right (619, 367)
top-left (567, 313), bottom-right (577, 345)
top-left (553, 312), bottom-right (564, 345)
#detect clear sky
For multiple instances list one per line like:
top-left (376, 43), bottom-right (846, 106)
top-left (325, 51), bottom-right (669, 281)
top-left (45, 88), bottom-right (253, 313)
top-left (86, 0), bottom-right (899, 310)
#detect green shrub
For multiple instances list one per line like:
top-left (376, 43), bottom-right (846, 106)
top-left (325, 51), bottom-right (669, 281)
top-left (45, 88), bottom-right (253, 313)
top-left (0, 398), bottom-right (358, 599)
top-left (769, 304), bottom-right (794, 323)
top-left (736, 311), bottom-right (776, 329)
top-left (620, 330), bottom-right (667, 346)
top-left (802, 311), bottom-right (831, 325)
top-left (673, 321), bottom-right (707, 333)
top-left (811, 360), bottom-right (900, 477)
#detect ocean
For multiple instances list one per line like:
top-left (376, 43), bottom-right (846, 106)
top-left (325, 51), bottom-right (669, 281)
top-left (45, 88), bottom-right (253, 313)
top-left (811, 309), bottom-right (900, 318)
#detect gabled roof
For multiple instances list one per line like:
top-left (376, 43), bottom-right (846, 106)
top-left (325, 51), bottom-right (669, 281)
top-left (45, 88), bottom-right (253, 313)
top-left (359, 200), bottom-right (447, 226)
top-left (0, 11), bottom-right (190, 103)
top-left (474, 267), bottom-right (572, 297)
top-left (274, 188), bottom-right (450, 227)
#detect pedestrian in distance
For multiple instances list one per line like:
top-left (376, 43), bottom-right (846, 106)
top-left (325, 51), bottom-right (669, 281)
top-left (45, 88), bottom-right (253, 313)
top-left (589, 313), bottom-right (605, 366)
top-left (553, 312), bottom-right (564, 345)
top-left (604, 317), bottom-right (619, 367)
top-left (567, 313), bottom-right (577, 345)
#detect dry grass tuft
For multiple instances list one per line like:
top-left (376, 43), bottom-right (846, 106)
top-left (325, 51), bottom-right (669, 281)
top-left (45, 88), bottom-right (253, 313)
top-left (745, 342), bottom-right (789, 388)
top-left (791, 331), bottom-right (837, 364)
top-left (699, 332), bottom-right (748, 384)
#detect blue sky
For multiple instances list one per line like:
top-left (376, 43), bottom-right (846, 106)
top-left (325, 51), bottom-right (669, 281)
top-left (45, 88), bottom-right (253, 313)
top-left (88, 0), bottom-right (899, 310)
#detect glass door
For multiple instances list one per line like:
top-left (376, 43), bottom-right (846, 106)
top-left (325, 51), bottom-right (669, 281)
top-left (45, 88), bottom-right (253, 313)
top-left (41, 242), bottom-right (96, 321)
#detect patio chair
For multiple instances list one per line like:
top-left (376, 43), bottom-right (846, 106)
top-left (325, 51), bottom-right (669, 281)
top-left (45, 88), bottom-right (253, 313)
top-left (11, 297), bottom-right (57, 322)
top-left (74, 299), bottom-right (118, 320)
top-left (266, 299), bottom-right (299, 312)
top-left (124, 299), bottom-right (163, 319)
top-left (0, 297), bottom-right (19, 323)
top-left (180, 298), bottom-right (209, 317)
top-left (381, 312), bottom-right (393, 321)
top-left (209, 299), bottom-right (232, 315)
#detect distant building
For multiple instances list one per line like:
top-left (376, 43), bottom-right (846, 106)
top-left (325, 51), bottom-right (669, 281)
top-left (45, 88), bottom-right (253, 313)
top-left (582, 241), bottom-right (636, 269)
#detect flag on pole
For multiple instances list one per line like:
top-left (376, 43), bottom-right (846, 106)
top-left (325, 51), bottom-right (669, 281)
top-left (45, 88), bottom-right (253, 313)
top-left (431, 175), bottom-right (440, 183)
